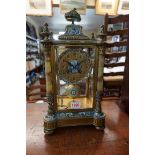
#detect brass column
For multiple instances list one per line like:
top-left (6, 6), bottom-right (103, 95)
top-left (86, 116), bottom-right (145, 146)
top-left (40, 23), bottom-right (56, 134)
top-left (93, 46), bottom-right (105, 129)
top-left (93, 27), bottom-right (106, 129)
top-left (44, 46), bottom-right (54, 115)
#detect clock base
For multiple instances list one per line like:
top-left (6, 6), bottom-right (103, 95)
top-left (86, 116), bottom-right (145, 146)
top-left (44, 111), bottom-right (105, 134)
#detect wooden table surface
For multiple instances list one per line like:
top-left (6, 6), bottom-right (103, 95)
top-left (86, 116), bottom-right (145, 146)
top-left (27, 100), bottom-right (129, 155)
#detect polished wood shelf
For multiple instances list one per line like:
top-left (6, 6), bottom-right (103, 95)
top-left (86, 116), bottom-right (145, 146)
top-left (27, 100), bottom-right (129, 155)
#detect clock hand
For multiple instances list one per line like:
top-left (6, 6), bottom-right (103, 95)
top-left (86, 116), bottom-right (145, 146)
top-left (75, 62), bottom-right (82, 73)
top-left (75, 59), bottom-right (87, 73)
top-left (64, 60), bottom-right (74, 67)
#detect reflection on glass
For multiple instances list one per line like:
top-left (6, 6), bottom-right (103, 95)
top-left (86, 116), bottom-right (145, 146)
top-left (56, 46), bottom-right (96, 111)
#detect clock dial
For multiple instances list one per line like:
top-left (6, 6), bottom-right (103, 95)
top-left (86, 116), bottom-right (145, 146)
top-left (58, 49), bottom-right (91, 83)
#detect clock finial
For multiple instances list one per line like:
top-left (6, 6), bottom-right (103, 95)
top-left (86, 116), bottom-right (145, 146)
top-left (65, 8), bottom-right (81, 24)
top-left (58, 8), bottom-right (89, 40)
top-left (40, 23), bottom-right (53, 41)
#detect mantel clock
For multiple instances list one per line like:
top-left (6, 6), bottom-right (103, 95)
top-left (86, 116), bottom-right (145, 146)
top-left (40, 8), bottom-right (106, 134)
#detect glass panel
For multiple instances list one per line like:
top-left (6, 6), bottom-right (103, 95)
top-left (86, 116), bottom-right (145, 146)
top-left (55, 46), bottom-right (96, 111)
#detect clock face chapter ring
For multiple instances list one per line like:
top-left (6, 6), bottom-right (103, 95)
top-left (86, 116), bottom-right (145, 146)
top-left (57, 49), bottom-right (92, 84)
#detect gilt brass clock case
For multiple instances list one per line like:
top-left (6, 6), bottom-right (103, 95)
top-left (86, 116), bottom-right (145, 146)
top-left (40, 8), bottom-right (105, 134)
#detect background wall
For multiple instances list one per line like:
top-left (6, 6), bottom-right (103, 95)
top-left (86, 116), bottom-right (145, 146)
top-left (53, 0), bottom-right (96, 6)
top-left (27, 6), bottom-right (104, 39)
